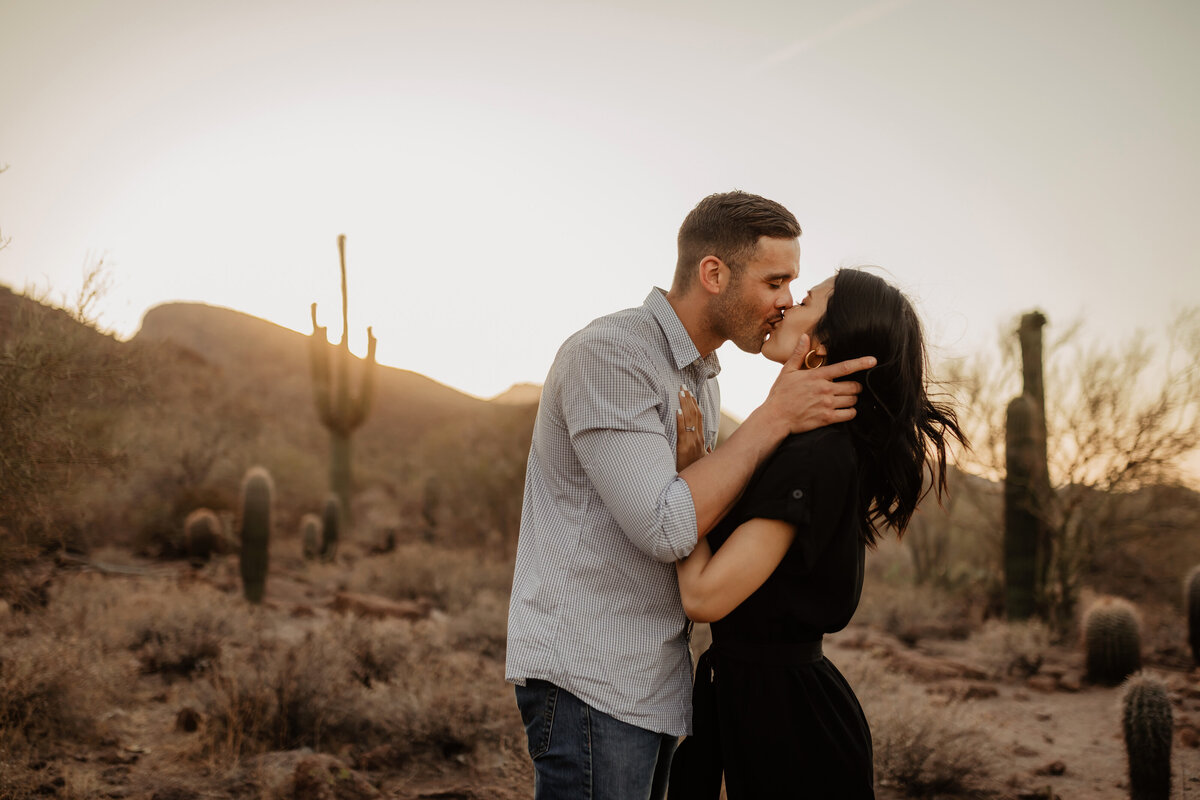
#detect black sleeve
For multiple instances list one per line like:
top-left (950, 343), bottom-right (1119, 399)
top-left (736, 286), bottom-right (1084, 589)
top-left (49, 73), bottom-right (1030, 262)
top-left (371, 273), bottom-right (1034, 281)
top-left (738, 431), bottom-right (857, 575)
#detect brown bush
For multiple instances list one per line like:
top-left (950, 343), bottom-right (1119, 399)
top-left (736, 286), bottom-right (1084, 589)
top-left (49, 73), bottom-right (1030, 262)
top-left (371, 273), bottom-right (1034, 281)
top-left (119, 585), bottom-right (239, 676)
top-left (347, 542), bottom-right (513, 614)
top-left (446, 588), bottom-right (509, 659)
top-left (0, 578), bottom-right (129, 758)
top-left (0, 633), bottom-right (103, 752)
top-left (967, 619), bottom-right (1053, 678)
top-left (843, 659), bottom-right (992, 795)
top-left (855, 573), bottom-right (981, 644)
top-left (197, 614), bottom-right (511, 764)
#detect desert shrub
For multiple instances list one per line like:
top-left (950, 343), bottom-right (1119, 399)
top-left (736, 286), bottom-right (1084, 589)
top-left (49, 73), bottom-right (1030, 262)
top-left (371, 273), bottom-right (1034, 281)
top-left (348, 542), bottom-right (513, 613)
top-left (0, 600), bottom-right (125, 757)
top-left (48, 574), bottom-right (243, 677)
top-left (201, 626), bottom-right (366, 757)
top-left (338, 616), bottom-right (418, 687)
top-left (0, 288), bottom-right (130, 554)
top-left (854, 573), bottom-right (981, 644)
top-left (446, 588), bottom-right (509, 659)
top-left (967, 619), bottom-right (1052, 678)
top-left (0, 634), bottom-right (97, 750)
top-left (844, 659), bottom-right (991, 796)
top-left (122, 592), bottom-right (235, 677)
top-left (198, 615), bottom-right (511, 763)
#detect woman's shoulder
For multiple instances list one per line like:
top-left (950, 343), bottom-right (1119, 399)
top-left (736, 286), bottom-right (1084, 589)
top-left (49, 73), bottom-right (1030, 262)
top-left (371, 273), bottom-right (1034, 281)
top-left (777, 425), bottom-right (856, 464)
top-left (751, 426), bottom-right (858, 490)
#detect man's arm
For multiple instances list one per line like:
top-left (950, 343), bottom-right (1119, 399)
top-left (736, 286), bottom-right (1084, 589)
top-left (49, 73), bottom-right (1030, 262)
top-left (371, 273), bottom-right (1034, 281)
top-left (679, 333), bottom-right (875, 539)
top-left (562, 331), bottom-right (872, 562)
top-left (561, 332), bottom-right (700, 563)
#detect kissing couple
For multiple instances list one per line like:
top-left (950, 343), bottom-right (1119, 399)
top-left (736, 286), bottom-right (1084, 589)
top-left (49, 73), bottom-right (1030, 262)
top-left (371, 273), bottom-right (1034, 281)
top-left (506, 191), bottom-right (963, 799)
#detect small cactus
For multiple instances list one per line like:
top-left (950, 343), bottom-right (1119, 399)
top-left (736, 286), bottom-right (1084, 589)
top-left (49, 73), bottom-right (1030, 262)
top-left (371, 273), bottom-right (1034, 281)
top-left (184, 508), bottom-right (223, 564)
top-left (299, 513), bottom-right (322, 560)
top-left (1185, 565), bottom-right (1200, 665)
top-left (1083, 596), bottom-right (1142, 685)
top-left (239, 466), bottom-right (273, 604)
top-left (320, 494), bottom-right (341, 562)
top-left (1122, 674), bottom-right (1172, 800)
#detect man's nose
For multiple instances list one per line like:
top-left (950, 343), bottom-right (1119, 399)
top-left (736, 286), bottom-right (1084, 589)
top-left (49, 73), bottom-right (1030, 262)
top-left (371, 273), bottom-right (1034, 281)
top-left (778, 289), bottom-right (793, 308)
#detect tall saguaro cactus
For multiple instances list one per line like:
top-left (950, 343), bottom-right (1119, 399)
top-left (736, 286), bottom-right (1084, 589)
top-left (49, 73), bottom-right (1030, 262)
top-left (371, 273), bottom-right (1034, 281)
top-left (309, 235), bottom-right (377, 529)
top-left (1004, 311), bottom-right (1051, 619)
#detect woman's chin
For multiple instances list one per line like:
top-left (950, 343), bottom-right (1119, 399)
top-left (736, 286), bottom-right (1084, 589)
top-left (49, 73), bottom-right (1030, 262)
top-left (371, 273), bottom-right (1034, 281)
top-left (760, 337), bottom-right (786, 364)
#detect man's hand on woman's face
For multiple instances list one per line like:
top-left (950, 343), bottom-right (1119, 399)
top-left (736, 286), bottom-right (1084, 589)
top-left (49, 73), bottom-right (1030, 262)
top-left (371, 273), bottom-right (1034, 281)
top-left (767, 333), bottom-right (876, 435)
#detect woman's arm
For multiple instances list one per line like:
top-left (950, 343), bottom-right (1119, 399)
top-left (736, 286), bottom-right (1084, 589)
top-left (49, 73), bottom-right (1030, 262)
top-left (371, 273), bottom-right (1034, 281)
top-left (675, 517), bottom-right (796, 623)
top-left (673, 390), bottom-right (795, 622)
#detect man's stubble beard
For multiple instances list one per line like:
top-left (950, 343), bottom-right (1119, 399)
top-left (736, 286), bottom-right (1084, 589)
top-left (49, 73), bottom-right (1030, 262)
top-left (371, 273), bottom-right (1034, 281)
top-left (709, 277), bottom-right (767, 354)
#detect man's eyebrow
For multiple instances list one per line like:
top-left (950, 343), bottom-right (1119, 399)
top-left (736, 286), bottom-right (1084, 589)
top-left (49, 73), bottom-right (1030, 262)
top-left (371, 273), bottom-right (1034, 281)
top-left (764, 271), bottom-right (795, 282)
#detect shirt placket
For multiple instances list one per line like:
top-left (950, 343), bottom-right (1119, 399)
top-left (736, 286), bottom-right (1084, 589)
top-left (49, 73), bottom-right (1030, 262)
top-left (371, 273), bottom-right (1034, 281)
top-left (686, 362), bottom-right (718, 450)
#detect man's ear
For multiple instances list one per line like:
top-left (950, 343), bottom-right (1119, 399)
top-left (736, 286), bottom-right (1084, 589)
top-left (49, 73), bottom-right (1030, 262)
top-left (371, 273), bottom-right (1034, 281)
top-left (697, 255), bottom-right (728, 297)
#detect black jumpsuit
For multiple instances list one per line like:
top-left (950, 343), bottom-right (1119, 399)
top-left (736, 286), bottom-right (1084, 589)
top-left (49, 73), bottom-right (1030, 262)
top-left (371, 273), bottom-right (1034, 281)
top-left (669, 427), bottom-right (875, 799)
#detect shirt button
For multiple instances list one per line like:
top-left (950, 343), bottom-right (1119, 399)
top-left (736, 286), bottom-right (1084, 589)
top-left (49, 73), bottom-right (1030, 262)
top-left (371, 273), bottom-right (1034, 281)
top-left (791, 489), bottom-right (804, 499)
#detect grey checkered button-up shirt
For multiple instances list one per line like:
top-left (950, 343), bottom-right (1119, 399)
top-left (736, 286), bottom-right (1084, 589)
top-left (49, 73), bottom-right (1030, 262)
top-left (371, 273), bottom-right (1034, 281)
top-left (506, 288), bottom-right (721, 737)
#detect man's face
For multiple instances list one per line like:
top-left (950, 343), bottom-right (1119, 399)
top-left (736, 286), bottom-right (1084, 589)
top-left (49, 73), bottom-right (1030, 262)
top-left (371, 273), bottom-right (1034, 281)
top-left (710, 236), bottom-right (800, 353)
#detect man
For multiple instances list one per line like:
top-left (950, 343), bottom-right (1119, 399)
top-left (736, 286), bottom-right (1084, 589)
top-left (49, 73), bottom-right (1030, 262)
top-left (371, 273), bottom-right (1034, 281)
top-left (506, 191), bottom-right (875, 799)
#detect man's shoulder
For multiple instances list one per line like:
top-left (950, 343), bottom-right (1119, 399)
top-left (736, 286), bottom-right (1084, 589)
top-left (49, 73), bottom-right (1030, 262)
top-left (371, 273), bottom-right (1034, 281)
top-left (559, 303), bottom-right (661, 358)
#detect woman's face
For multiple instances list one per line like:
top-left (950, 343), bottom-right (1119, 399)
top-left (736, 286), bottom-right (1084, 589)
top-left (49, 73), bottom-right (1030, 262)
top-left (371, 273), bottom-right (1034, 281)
top-left (761, 275), bottom-right (835, 365)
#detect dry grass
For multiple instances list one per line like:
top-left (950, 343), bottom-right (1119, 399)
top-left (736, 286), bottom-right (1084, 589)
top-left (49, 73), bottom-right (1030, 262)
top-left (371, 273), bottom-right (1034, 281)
top-left (0, 575), bottom-right (133, 762)
top-left (0, 629), bottom-right (109, 752)
top-left (347, 541), bottom-right (513, 613)
top-left (196, 613), bottom-right (511, 765)
top-left (855, 573), bottom-right (982, 645)
top-left (966, 618), bottom-right (1054, 678)
top-left (844, 658), bottom-right (993, 796)
top-left (1, 557), bottom-right (519, 796)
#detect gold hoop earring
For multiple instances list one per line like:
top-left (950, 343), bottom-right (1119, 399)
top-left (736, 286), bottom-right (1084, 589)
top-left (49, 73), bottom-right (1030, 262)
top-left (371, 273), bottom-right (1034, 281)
top-left (804, 349), bottom-right (825, 369)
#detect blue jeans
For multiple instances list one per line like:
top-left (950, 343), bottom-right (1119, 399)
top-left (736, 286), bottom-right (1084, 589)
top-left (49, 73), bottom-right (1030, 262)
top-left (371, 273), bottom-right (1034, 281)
top-left (515, 679), bottom-right (678, 800)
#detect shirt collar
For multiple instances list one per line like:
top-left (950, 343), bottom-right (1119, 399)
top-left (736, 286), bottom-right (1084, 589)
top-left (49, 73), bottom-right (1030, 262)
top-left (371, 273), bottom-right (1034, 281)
top-left (644, 288), bottom-right (722, 379)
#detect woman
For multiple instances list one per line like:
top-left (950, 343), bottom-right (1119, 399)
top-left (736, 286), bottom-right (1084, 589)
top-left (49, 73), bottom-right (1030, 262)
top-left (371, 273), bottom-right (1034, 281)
top-left (667, 268), bottom-right (964, 799)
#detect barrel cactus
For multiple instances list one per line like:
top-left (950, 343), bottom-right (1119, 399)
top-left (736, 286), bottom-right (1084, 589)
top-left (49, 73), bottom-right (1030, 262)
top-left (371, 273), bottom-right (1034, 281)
top-left (239, 466), bottom-right (273, 604)
top-left (1122, 674), bottom-right (1172, 800)
top-left (299, 513), bottom-right (322, 560)
top-left (1185, 565), bottom-right (1200, 665)
top-left (1083, 596), bottom-right (1142, 685)
top-left (320, 494), bottom-right (341, 562)
top-left (184, 508), bottom-right (223, 564)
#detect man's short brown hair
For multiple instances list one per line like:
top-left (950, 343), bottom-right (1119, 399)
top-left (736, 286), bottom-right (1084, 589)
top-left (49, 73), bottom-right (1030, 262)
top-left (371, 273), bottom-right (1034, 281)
top-left (674, 191), bottom-right (802, 290)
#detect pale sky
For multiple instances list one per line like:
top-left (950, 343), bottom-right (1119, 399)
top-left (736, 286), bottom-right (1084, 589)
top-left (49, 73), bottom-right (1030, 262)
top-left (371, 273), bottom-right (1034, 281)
top-left (1, 0), bottom-right (1197, 420)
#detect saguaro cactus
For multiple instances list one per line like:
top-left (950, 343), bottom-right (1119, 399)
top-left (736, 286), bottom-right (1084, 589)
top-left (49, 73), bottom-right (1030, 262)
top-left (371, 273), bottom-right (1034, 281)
top-left (1122, 674), bottom-right (1173, 800)
top-left (1004, 311), bottom-right (1051, 619)
top-left (1186, 565), bottom-right (1200, 665)
top-left (309, 234), bottom-right (377, 532)
top-left (1084, 596), bottom-right (1142, 685)
top-left (239, 466), bottom-right (273, 604)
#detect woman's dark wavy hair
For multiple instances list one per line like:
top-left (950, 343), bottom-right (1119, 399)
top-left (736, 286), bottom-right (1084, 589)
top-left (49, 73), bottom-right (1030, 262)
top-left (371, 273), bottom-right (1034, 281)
top-left (812, 268), bottom-right (966, 548)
